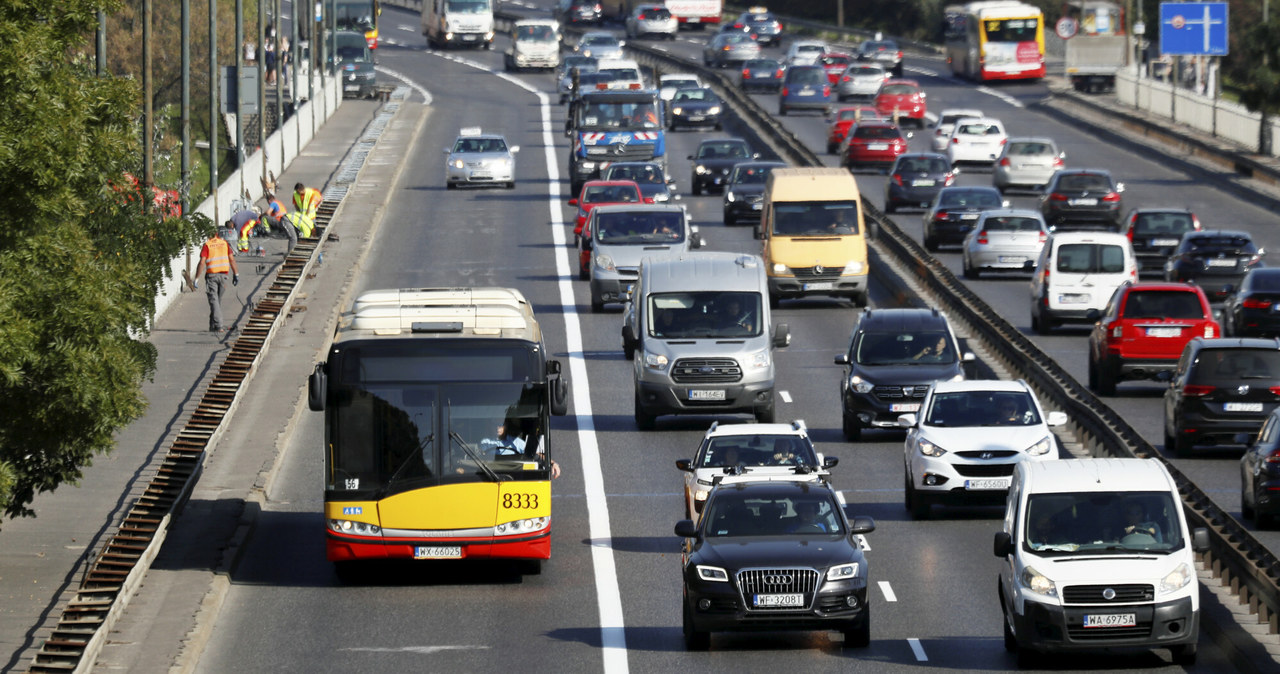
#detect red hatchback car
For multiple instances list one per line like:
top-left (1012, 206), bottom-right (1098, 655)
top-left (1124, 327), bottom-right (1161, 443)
top-left (840, 121), bottom-right (909, 173)
top-left (819, 52), bottom-right (853, 85)
top-left (1087, 282), bottom-right (1221, 395)
top-left (570, 180), bottom-right (642, 242)
top-left (873, 79), bottom-right (927, 128)
top-left (825, 105), bottom-right (882, 154)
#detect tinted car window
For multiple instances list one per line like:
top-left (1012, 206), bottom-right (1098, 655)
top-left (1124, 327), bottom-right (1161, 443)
top-left (1185, 235), bottom-right (1256, 253)
top-left (698, 435), bottom-right (818, 468)
top-left (1121, 291), bottom-right (1204, 319)
top-left (854, 331), bottom-right (954, 365)
top-left (786, 67), bottom-right (825, 85)
top-left (594, 211), bottom-right (684, 243)
top-left (983, 216), bottom-right (1041, 232)
top-left (940, 190), bottom-right (1001, 208)
top-left (854, 126), bottom-right (900, 139)
top-left (1132, 212), bottom-right (1195, 236)
top-left (744, 58), bottom-right (780, 69)
top-left (1058, 174), bottom-right (1113, 191)
top-left (1246, 270), bottom-right (1280, 291)
top-left (705, 493), bottom-right (842, 537)
top-left (1189, 348), bottom-right (1280, 384)
top-left (925, 391), bottom-right (1041, 427)
top-left (1056, 243), bottom-right (1126, 273)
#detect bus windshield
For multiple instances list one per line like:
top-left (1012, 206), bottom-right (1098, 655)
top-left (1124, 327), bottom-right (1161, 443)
top-left (336, 2), bottom-right (376, 32)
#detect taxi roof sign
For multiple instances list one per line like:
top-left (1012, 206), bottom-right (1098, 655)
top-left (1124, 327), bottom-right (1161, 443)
top-left (748, 6), bottom-right (768, 12)
top-left (459, 126), bottom-right (483, 136)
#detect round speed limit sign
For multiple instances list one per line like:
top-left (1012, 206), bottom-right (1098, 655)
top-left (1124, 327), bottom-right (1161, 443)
top-left (1055, 16), bottom-right (1079, 39)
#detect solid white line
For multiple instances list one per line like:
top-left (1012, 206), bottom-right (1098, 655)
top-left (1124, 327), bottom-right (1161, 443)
top-left (778, 390), bottom-right (792, 403)
top-left (878, 581), bottom-right (897, 602)
top-left (431, 53), bottom-right (630, 674)
top-left (375, 65), bottom-right (433, 105)
top-left (976, 85), bottom-right (1024, 109)
top-left (907, 638), bottom-right (928, 661)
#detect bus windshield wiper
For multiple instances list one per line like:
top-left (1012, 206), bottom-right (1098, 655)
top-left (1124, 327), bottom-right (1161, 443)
top-left (380, 433), bottom-right (434, 497)
top-left (449, 431), bottom-right (507, 482)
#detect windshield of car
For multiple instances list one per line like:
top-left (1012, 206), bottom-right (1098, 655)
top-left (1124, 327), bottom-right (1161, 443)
top-left (940, 112), bottom-right (981, 126)
top-left (446, 0), bottom-right (491, 13)
top-left (594, 211), bottom-right (684, 244)
top-left (647, 291), bottom-right (763, 339)
top-left (673, 88), bottom-right (716, 102)
top-left (821, 54), bottom-right (851, 67)
top-left (772, 201), bottom-right (859, 236)
top-left (786, 67), bottom-right (825, 85)
top-left (698, 435), bottom-right (818, 469)
top-left (663, 77), bottom-right (699, 89)
top-left (854, 126), bottom-right (900, 140)
top-left (640, 8), bottom-right (671, 19)
top-left (1189, 348), bottom-right (1280, 383)
top-left (1056, 173), bottom-right (1113, 191)
top-left (583, 184), bottom-right (640, 204)
top-left (1121, 291), bottom-right (1205, 319)
top-left (722, 32), bottom-right (753, 44)
top-left (582, 35), bottom-right (618, 48)
top-left (452, 137), bottom-right (507, 153)
top-left (861, 41), bottom-right (897, 54)
top-left (337, 45), bottom-right (370, 62)
top-left (729, 164), bottom-right (778, 185)
top-left (1023, 491), bottom-right (1182, 554)
top-left (897, 156), bottom-right (949, 173)
top-left (516, 24), bottom-right (557, 41)
top-left (982, 216), bottom-right (1042, 232)
top-left (850, 65), bottom-right (885, 77)
top-left (957, 122), bottom-right (1001, 136)
top-left (795, 44), bottom-right (825, 55)
top-left (1055, 243), bottom-right (1127, 274)
top-left (938, 189), bottom-right (1002, 209)
top-left (924, 390), bottom-right (1041, 427)
top-left (1008, 142), bottom-right (1052, 156)
top-left (837, 108), bottom-right (876, 121)
top-left (744, 58), bottom-right (780, 70)
top-left (1246, 270), bottom-right (1280, 291)
top-left (1131, 212), bottom-right (1195, 236)
top-left (880, 83), bottom-right (917, 96)
top-left (697, 142), bottom-right (750, 159)
top-left (1183, 235), bottom-right (1257, 255)
top-left (604, 164), bottom-right (664, 184)
top-left (704, 492), bottom-right (843, 537)
top-left (854, 330), bottom-right (956, 365)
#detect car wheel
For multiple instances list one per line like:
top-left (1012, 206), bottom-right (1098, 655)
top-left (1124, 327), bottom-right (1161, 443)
top-left (714, 122), bottom-right (723, 131)
top-left (623, 336), bottom-right (636, 361)
top-left (962, 256), bottom-right (978, 279)
top-left (769, 292), bottom-right (780, 309)
top-left (683, 603), bottom-right (710, 651)
top-left (578, 263), bottom-right (589, 281)
top-left (1002, 605), bottom-right (1018, 653)
top-left (446, 182), bottom-right (457, 190)
top-left (842, 412), bottom-right (862, 442)
top-left (691, 181), bottom-right (702, 196)
top-left (853, 291), bottom-right (868, 308)
top-left (1035, 306), bottom-right (1055, 335)
top-left (506, 182), bottom-right (516, 190)
top-left (1165, 426), bottom-right (1191, 457)
top-left (923, 235), bottom-right (939, 252)
top-left (884, 201), bottom-right (896, 214)
top-left (1170, 643), bottom-right (1197, 666)
top-left (842, 607), bottom-right (870, 648)
top-left (1242, 487), bottom-right (1256, 520)
top-left (1087, 355), bottom-right (1099, 390)
top-left (1096, 358), bottom-right (1117, 396)
top-left (778, 105), bottom-right (787, 116)
top-left (905, 472), bottom-right (930, 520)
top-left (755, 399), bottom-right (776, 423)
top-left (634, 391), bottom-right (657, 431)
top-left (827, 142), bottom-right (837, 155)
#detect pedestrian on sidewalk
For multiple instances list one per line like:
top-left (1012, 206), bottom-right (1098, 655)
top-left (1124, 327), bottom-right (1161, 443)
top-left (264, 27), bottom-right (278, 85)
top-left (293, 182), bottom-right (323, 220)
top-left (280, 34), bottom-right (291, 86)
top-left (226, 207), bottom-right (262, 253)
top-left (192, 229), bottom-right (240, 333)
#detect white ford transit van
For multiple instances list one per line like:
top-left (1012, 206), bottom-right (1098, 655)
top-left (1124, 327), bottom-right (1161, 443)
top-left (994, 459), bottom-right (1209, 665)
top-left (1029, 231), bottom-right (1136, 334)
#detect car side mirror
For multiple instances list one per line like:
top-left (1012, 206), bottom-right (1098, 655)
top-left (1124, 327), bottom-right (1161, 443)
top-left (1116, 182), bottom-right (1126, 193)
top-left (442, 148), bottom-right (451, 154)
top-left (962, 352), bottom-right (976, 363)
top-left (687, 154), bottom-right (695, 160)
top-left (1046, 411), bottom-right (1068, 427)
top-left (752, 152), bottom-right (761, 159)
top-left (906, 131), bottom-right (914, 139)
top-left (568, 198), bottom-right (579, 206)
top-left (1001, 199), bottom-right (1011, 208)
top-left (307, 362), bottom-right (327, 411)
top-left (773, 323), bottom-right (791, 348)
top-left (993, 531), bottom-right (1013, 557)
top-left (510, 146), bottom-right (521, 153)
top-left (848, 515), bottom-right (875, 535)
top-left (897, 413), bottom-right (917, 427)
top-left (1192, 527), bottom-right (1209, 552)
top-left (952, 166), bottom-right (961, 175)
top-left (823, 456), bottom-right (839, 469)
top-left (618, 40), bottom-right (626, 47)
top-left (675, 519), bottom-right (698, 538)
top-left (834, 353), bottom-right (850, 365)
top-left (1259, 248), bottom-right (1267, 257)
top-left (676, 459), bottom-right (693, 472)
top-left (1059, 151), bottom-right (1067, 160)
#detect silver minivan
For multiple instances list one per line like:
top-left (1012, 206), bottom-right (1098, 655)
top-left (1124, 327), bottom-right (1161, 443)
top-left (588, 204), bottom-right (702, 312)
top-left (622, 253), bottom-right (790, 429)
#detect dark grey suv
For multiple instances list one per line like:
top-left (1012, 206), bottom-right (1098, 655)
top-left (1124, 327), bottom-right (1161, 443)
top-left (835, 308), bottom-right (975, 441)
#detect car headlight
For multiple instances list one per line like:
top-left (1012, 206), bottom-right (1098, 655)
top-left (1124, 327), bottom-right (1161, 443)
top-left (694, 487), bottom-right (710, 502)
top-left (696, 565), bottom-right (730, 582)
top-left (695, 165), bottom-right (709, 175)
top-left (772, 262), bottom-right (788, 274)
top-left (594, 253), bottom-right (615, 271)
top-left (725, 190), bottom-right (736, 202)
top-left (672, 106), bottom-right (684, 115)
top-left (1025, 436), bottom-right (1053, 456)
top-left (328, 519), bottom-right (382, 536)
top-left (494, 516), bottom-right (550, 536)
top-left (643, 350), bottom-right (669, 371)
top-left (918, 439), bottom-right (947, 457)
top-left (1019, 565), bottom-right (1057, 598)
top-left (850, 375), bottom-right (873, 394)
top-left (1159, 562), bottom-right (1193, 595)
top-left (654, 192), bottom-right (670, 202)
top-left (450, 159), bottom-right (465, 169)
top-left (708, 106), bottom-right (722, 115)
top-left (748, 349), bottom-right (770, 368)
top-left (579, 161), bottom-right (596, 171)
top-left (843, 260), bottom-right (865, 274)
top-left (827, 562), bottom-right (859, 581)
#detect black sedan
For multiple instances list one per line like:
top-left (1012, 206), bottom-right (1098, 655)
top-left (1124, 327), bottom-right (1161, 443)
top-left (676, 481), bottom-right (875, 650)
top-left (723, 161), bottom-right (787, 225)
top-left (740, 58), bottom-right (784, 93)
top-left (689, 138), bottom-right (758, 196)
top-left (1120, 207), bottom-right (1201, 274)
top-left (884, 153), bottom-right (955, 213)
top-left (1223, 268), bottom-right (1280, 336)
top-left (922, 186), bottom-right (1006, 251)
top-left (669, 87), bottom-right (725, 131)
top-left (1164, 229), bottom-right (1266, 303)
top-left (1039, 168), bottom-right (1125, 230)
top-left (1241, 407), bottom-right (1280, 528)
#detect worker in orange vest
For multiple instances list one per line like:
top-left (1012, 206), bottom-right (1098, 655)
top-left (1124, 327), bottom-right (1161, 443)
top-left (293, 182), bottom-right (323, 220)
top-left (262, 196), bottom-right (295, 251)
top-left (192, 228), bottom-right (240, 332)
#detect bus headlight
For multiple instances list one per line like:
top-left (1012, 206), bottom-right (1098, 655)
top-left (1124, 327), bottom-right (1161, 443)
top-left (329, 519), bottom-right (382, 537)
top-left (643, 350), bottom-right (669, 371)
top-left (494, 516), bottom-right (550, 536)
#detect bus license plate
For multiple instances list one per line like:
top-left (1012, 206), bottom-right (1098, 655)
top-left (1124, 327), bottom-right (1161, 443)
top-left (1224, 402), bottom-right (1264, 412)
top-left (1084, 613), bottom-right (1136, 628)
top-left (965, 478), bottom-right (1011, 490)
top-left (415, 546), bottom-right (462, 559)
top-left (689, 389), bottom-right (726, 401)
top-left (754, 593), bottom-right (803, 608)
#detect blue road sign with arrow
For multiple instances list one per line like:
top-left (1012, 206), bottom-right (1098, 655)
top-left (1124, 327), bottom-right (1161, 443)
top-left (1159, 2), bottom-right (1229, 56)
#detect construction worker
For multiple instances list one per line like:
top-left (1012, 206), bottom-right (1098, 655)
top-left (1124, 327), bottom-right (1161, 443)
top-left (262, 196), bottom-right (295, 251)
top-left (293, 182), bottom-right (323, 221)
top-left (192, 228), bottom-right (240, 333)
top-left (226, 207), bottom-right (261, 253)
top-left (280, 211), bottom-right (315, 253)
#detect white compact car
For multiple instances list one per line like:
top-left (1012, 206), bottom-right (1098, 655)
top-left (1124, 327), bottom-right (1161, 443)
top-left (444, 127), bottom-right (518, 189)
top-left (993, 137), bottom-right (1065, 193)
top-left (625, 3), bottom-right (677, 40)
top-left (676, 420), bottom-right (836, 521)
top-left (930, 108), bottom-right (985, 152)
top-left (659, 73), bottom-right (704, 101)
top-left (505, 19), bottom-right (561, 71)
top-left (901, 379), bottom-right (1066, 519)
top-left (783, 39), bottom-right (827, 66)
top-left (945, 117), bottom-right (1008, 166)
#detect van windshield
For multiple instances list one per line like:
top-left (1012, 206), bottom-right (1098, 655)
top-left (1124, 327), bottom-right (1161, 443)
top-left (1023, 491), bottom-right (1183, 555)
top-left (648, 291), bottom-right (763, 339)
top-left (772, 201), bottom-right (859, 236)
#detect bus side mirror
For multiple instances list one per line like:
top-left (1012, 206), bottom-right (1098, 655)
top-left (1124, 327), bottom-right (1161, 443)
top-left (308, 362), bottom-right (327, 411)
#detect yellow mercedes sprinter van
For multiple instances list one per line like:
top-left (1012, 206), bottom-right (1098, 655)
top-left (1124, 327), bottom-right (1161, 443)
top-left (756, 167), bottom-right (868, 307)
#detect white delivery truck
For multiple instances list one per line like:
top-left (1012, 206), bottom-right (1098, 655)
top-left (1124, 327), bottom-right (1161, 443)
top-left (422, 0), bottom-right (495, 50)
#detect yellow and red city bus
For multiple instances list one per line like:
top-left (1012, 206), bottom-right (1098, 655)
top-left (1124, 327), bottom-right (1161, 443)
top-left (337, 0), bottom-right (381, 48)
top-left (945, 1), bottom-right (1046, 81)
top-left (308, 288), bottom-right (569, 578)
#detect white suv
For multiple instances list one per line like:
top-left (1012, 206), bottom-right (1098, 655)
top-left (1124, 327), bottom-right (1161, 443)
top-left (900, 379), bottom-right (1067, 519)
top-left (676, 420), bottom-right (837, 521)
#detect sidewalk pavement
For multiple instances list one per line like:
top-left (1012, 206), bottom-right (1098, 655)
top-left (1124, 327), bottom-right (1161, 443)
top-left (0, 99), bottom-right (388, 673)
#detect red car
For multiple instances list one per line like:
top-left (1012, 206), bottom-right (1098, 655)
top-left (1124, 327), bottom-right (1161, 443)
top-left (570, 180), bottom-right (642, 242)
top-left (874, 79), bottom-right (927, 128)
top-left (819, 52), bottom-right (853, 85)
top-left (1087, 282), bottom-right (1221, 395)
top-left (825, 105), bottom-right (882, 154)
top-left (840, 121), bottom-right (909, 173)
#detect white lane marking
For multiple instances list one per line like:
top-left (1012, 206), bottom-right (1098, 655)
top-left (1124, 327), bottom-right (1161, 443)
top-left (908, 638), bottom-right (928, 661)
top-left (779, 390), bottom-right (792, 403)
top-left (856, 534), bottom-right (869, 551)
top-left (976, 85), bottom-right (1024, 109)
top-left (431, 52), bottom-right (630, 674)
top-left (340, 645), bottom-right (490, 654)
top-left (397, 24), bottom-right (415, 32)
top-left (375, 65), bottom-right (433, 105)
top-left (878, 581), bottom-right (897, 602)
top-left (906, 66), bottom-right (939, 77)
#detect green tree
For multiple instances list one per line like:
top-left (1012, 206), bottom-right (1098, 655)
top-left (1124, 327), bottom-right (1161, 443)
top-left (0, 0), bottom-right (207, 522)
top-left (1223, 15), bottom-right (1280, 155)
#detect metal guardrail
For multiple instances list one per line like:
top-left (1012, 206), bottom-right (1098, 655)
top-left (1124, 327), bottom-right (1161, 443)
top-left (533, 11), bottom-right (1280, 639)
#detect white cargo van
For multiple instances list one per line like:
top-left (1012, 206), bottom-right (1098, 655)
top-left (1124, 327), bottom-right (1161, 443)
top-left (422, 0), bottom-right (495, 50)
top-left (994, 459), bottom-right (1208, 665)
top-left (1029, 231), bottom-right (1136, 334)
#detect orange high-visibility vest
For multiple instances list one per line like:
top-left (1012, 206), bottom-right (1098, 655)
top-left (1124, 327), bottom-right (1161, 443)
top-left (202, 237), bottom-right (231, 274)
